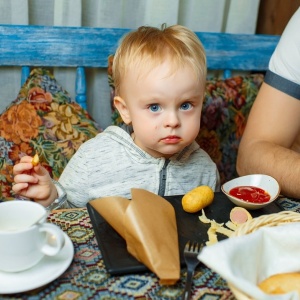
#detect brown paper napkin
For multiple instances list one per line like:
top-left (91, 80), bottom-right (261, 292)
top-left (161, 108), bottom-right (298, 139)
top-left (89, 188), bottom-right (180, 285)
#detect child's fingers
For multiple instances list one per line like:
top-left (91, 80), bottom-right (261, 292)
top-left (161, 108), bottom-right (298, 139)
top-left (13, 162), bottom-right (33, 176)
top-left (19, 155), bottom-right (35, 163)
top-left (13, 155), bottom-right (39, 175)
top-left (11, 182), bottom-right (29, 194)
top-left (14, 173), bottom-right (38, 185)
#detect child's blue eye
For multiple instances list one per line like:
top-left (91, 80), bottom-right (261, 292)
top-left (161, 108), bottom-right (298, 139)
top-left (149, 104), bottom-right (161, 112)
top-left (180, 103), bottom-right (192, 110)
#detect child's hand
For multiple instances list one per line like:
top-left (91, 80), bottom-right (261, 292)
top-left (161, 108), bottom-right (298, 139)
top-left (12, 156), bottom-right (57, 207)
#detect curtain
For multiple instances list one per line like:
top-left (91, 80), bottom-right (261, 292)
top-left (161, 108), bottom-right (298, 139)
top-left (0, 0), bottom-right (260, 129)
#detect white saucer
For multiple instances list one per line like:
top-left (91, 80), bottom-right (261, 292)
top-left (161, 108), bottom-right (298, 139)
top-left (0, 232), bottom-right (74, 294)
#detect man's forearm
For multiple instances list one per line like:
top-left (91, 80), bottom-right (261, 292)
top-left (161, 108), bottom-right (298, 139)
top-left (237, 141), bottom-right (300, 198)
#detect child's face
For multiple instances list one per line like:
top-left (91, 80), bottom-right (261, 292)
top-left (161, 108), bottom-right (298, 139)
top-left (117, 60), bottom-right (203, 158)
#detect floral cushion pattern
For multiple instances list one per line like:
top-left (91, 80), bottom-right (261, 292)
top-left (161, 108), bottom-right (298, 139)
top-left (196, 75), bottom-right (264, 183)
top-left (108, 55), bottom-right (264, 184)
top-left (0, 68), bottom-right (101, 200)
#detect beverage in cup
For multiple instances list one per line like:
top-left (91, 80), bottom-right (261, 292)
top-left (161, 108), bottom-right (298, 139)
top-left (0, 200), bottom-right (65, 272)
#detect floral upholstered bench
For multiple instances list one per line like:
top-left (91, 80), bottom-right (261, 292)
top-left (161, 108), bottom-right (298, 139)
top-left (0, 25), bottom-right (279, 200)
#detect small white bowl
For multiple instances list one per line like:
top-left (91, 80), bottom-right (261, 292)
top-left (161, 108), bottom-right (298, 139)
top-left (221, 174), bottom-right (280, 210)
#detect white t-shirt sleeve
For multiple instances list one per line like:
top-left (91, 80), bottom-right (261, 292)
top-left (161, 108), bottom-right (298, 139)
top-left (269, 7), bottom-right (300, 85)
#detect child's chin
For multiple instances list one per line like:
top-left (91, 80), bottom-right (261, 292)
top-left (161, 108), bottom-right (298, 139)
top-left (159, 149), bottom-right (181, 158)
top-left (148, 144), bottom-right (184, 158)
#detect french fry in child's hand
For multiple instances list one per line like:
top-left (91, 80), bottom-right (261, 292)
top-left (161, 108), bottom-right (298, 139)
top-left (31, 154), bottom-right (39, 166)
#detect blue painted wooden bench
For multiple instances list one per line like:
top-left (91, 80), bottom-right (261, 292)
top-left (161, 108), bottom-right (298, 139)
top-left (0, 24), bottom-right (280, 111)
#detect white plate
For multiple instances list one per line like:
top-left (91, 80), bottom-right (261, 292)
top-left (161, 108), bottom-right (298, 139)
top-left (0, 232), bottom-right (74, 294)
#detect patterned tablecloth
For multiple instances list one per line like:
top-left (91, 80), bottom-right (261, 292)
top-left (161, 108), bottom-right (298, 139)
top-left (0, 197), bottom-right (299, 300)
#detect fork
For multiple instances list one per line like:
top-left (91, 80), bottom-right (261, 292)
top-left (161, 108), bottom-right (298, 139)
top-left (182, 241), bottom-right (202, 300)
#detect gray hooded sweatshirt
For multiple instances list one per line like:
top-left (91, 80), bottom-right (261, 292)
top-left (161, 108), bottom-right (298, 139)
top-left (58, 125), bottom-right (220, 207)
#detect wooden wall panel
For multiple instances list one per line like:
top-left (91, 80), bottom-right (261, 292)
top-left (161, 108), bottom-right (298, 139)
top-left (256, 0), bottom-right (300, 35)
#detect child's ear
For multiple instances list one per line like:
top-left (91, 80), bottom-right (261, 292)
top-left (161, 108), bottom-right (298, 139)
top-left (114, 96), bottom-right (132, 124)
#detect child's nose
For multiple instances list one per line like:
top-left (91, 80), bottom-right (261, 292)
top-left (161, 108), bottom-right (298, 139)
top-left (164, 111), bottom-right (180, 128)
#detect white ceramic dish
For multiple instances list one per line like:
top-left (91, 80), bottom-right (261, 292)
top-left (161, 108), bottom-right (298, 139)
top-left (221, 174), bottom-right (280, 210)
top-left (0, 232), bottom-right (74, 294)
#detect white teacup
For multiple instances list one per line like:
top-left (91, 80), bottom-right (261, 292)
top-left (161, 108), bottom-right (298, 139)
top-left (0, 200), bottom-right (65, 272)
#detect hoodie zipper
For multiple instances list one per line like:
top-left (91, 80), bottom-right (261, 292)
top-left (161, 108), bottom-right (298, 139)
top-left (158, 159), bottom-right (170, 196)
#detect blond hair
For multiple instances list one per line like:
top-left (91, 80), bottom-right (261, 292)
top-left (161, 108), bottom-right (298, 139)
top-left (112, 24), bottom-right (206, 95)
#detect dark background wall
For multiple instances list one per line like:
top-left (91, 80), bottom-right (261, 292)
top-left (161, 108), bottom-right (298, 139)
top-left (256, 0), bottom-right (300, 35)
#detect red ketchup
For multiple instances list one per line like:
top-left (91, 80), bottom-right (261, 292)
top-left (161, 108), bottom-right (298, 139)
top-left (229, 186), bottom-right (271, 203)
